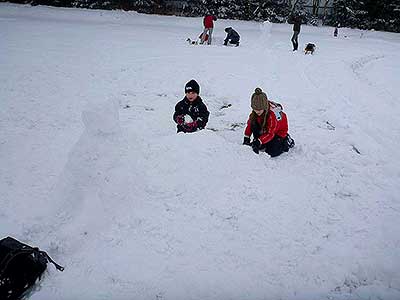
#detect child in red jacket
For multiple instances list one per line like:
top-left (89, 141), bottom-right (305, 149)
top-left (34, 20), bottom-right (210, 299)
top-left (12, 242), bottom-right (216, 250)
top-left (200, 15), bottom-right (217, 45)
top-left (243, 88), bottom-right (294, 157)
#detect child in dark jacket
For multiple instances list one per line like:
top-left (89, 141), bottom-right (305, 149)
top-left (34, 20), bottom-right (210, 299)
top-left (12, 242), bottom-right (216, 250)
top-left (224, 27), bottom-right (240, 46)
top-left (243, 88), bottom-right (294, 157)
top-left (291, 16), bottom-right (301, 51)
top-left (173, 80), bottom-right (210, 133)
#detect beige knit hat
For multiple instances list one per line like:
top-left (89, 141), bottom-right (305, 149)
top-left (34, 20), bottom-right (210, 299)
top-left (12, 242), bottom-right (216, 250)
top-left (251, 87), bottom-right (269, 110)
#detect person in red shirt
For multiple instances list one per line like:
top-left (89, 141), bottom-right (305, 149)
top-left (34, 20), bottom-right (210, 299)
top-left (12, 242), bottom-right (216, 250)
top-left (200, 15), bottom-right (217, 45)
top-left (243, 88), bottom-right (294, 157)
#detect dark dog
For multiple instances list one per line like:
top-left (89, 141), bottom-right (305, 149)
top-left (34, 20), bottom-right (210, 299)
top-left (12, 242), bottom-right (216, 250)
top-left (304, 43), bottom-right (316, 54)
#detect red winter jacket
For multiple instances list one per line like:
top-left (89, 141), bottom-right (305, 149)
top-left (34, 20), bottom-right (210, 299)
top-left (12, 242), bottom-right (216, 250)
top-left (203, 15), bottom-right (215, 28)
top-left (244, 102), bottom-right (288, 145)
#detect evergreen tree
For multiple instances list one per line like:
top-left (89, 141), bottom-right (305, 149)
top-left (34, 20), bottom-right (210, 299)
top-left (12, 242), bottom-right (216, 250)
top-left (2, 0), bottom-right (400, 32)
top-left (330, 0), bottom-right (400, 32)
top-left (255, 0), bottom-right (290, 22)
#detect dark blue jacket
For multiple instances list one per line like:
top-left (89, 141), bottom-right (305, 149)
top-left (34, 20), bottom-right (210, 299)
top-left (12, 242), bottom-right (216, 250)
top-left (173, 96), bottom-right (210, 130)
top-left (224, 27), bottom-right (240, 43)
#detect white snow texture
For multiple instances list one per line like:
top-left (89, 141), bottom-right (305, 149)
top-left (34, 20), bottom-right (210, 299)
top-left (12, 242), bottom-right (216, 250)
top-left (1, 3), bottom-right (400, 300)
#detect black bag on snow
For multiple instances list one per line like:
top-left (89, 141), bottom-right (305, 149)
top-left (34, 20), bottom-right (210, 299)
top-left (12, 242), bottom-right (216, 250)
top-left (0, 236), bottom-right (64, 300)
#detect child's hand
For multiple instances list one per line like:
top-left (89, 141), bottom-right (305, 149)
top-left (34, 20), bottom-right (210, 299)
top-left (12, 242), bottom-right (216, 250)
top-left (176, 115), bottom-right (185, 125)
top-left (184, 121), bottom-right (198, 132)
top-left (252, 139), bottom-right (261, 154)
top-left (243, 137), bottom-right (251, 146)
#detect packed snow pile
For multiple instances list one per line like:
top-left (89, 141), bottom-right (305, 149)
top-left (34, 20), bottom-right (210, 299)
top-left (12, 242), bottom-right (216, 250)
top-left (1, 3), bottom-right (400, 300)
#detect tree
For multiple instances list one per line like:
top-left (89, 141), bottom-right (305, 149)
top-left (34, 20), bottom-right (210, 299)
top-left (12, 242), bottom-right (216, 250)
top-left (288, 0), bottom-right (306, 17)
top-left (329, 0), bottom-right (400, 32)
top-left (312, 0), bottom-right (320, 15)
top-left (322, 0), bottom-right (331, 20)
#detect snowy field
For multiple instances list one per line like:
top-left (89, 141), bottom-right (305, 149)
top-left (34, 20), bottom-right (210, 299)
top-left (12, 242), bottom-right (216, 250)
top-left (1, 3), bottom-right (400, 300)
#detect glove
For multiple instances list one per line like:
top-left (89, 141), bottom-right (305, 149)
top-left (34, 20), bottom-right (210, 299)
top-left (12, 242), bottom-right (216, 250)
top-left (243, 137), bottom-right (251, 146)
top-left (176, 115), bottom-right (185, 125)
top-left (184, 121), bottom-right (198, 133)
top-left (252, 139), bottom-right (261, 154)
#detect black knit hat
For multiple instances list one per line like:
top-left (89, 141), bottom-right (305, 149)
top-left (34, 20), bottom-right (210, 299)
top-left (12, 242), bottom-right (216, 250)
top-left (185, 79), bottom-right (200, 94)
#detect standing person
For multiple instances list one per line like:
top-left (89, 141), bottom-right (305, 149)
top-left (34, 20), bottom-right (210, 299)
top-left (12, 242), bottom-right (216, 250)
top-left (200, 15), bottom-right (217, 45)
top-left (334, 23), bottom-right (340, 37)
top-left (173, 80), bottom-right (210, 133)
top-left (291, 16), bottom-right (301, 51)
top-left (243, 88), bottom-right (294, 157)
top-left (223, 27), bottom-right (240, 46)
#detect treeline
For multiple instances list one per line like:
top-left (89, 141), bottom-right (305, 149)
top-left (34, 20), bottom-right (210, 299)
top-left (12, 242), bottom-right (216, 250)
top-left (0, 0), bottom-right (293, 21)
top-left (1, 0), bottom-right (400, 32)
top-left (333, 0), bottom-right (400, 32)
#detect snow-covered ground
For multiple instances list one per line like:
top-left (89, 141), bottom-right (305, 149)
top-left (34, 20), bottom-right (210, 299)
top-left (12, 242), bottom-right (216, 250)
top-left (1, 3), bottom-right (400, 300)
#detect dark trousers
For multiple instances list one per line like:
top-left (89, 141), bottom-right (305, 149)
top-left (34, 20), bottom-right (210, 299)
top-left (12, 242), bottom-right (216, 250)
top-left (291, 31), bottom-right (299, 50)
top-left (251, 122), bottom-right (289, 157)
top-left (224, 39), bottom-right (239, 46)
top-left (259, 135), bottom-right (288, 157)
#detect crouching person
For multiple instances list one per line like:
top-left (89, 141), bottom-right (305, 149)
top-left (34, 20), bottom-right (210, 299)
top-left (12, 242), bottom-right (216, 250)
top-left (243, 88), bottom-right (294, 157)
top-left (173, 79), bottom-right (210, 133)
top-left (224, 27), bottom-right (240, 46)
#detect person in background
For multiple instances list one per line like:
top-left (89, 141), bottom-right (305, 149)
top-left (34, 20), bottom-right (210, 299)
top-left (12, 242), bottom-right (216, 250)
top-left (173, 80), bottom-right (210, 133)
top-left (223, 27), bottom-right (240, 46)
top-left (334, 24), bottom-right (339, 37)
top-left (291, 15), bottom-right (301, 51)
top-left (200, 15), bottom-right (217, 45)
top-left (243, 88), bottom-right (294, 157)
